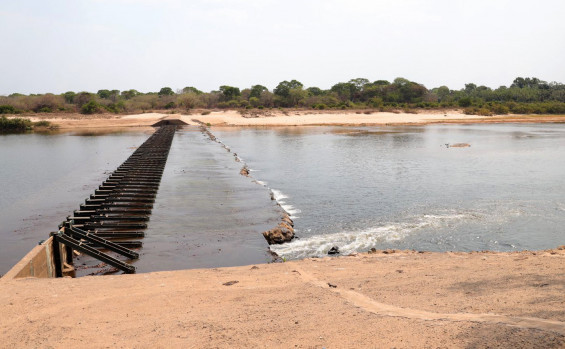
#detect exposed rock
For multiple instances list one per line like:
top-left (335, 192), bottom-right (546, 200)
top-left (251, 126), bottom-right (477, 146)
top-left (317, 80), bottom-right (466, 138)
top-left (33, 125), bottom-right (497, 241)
top-left (222, 280), bottom-right (239, 286)
top-left (281, 214), bottom-right (294, 226)
top-left (328, 282), bottom-right (337, 288)
top-left (267, 249), bottom-right (284, 263)
top-left (368, 248), bottom-right (377, 254)
top-left (240, 166), bottom-right (250, 177)
top-left (262, 225), bottom-right (295, 245)
top-left (278, 222), bottom-right (294, 234)
top-left (328, 246), bottom-right (340, 255)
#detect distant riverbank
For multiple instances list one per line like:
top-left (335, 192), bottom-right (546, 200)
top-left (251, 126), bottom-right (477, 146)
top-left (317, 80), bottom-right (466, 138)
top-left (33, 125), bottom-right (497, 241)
top-left (5, 109), bottom-right (565, 129)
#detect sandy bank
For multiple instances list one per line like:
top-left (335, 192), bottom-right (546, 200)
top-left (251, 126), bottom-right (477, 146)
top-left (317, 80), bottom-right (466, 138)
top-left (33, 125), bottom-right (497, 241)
top-left (15, 110), bottom-right (565, 129)
top-left (1, 249), bottom-right (564, 348)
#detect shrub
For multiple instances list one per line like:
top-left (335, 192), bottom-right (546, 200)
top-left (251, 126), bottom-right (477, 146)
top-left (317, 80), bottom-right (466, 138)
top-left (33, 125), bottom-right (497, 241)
top-left (0, 105), bottom-right (19, 114)
top-left (37, 106), bottom-right (52, 113)
top-left (33, 120), bottom-right (52, 127)
top-left (489, 103), bottom-right (509, 115)
top-left (458, 97), bottom-right (472, 107)
top-left (0, 116), bottom-right (33, 131)
top-left (477, 108), bottom-right (492, 116)
top-left (164, 102), bottom-right (176, 109)
top-left (81, 100), bottom-right (101, 114)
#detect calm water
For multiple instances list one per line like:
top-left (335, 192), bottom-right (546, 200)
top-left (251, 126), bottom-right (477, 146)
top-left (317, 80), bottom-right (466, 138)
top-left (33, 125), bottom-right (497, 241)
top-left (213, 124), bottom-right (565, 260)
top-left (0, 129), bottom-right (153, 275)
top-left (1, 124), bottom-right (564, 274)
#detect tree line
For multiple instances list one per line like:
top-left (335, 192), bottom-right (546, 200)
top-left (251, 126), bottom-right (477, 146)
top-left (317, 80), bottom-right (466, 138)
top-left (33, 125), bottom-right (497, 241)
top-left (1, 77), bottom-right (564, 116)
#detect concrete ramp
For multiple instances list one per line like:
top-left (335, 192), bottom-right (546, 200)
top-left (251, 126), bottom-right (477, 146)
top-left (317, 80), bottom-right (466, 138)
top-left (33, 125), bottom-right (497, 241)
top-left (152, 118), bottom-right (189, 126)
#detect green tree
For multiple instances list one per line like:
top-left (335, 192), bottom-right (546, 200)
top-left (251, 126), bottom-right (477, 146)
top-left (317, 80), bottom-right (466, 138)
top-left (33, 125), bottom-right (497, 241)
top-left (330, 82), bottom-right (356, 102)
top-left (219, 85), bottom-right (241, 101)
top-left (464, 83), bottom-right (477, 94)
top-left (373, 80), bottom-right (390, 86)
top-left (274, 80), bottom-right (303, 98)
top-left (158, 87), bottom-right (175, 96)
top-left (435, 86), bottom-right (451, 102)
top-left (349, 78), bottom-right (370, 90)
top-left (306, 87), bottom-right (323, 96)
top-left (121, 89), bottom-right (140, 99)
top-left (250, 85), bottom-right (268, 99)
top-left (97, 89), bottom-right (112, 99)
top-left (182, 86), bottom-right (203, 94)
top-left (62, 91), bottom-right (76, 104)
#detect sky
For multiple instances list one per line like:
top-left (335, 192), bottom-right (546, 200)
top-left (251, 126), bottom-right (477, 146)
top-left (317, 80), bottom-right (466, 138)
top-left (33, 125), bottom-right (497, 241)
top-left (1, 0), bottom-right (564, 95)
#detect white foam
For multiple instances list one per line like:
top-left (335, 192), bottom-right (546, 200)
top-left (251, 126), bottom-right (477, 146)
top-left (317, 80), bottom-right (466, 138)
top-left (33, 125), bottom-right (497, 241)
top-left (281, 204), bottom-right (301, 218)
top-left (271, 212), bottom-right (473, 259)
top-left (255, 180), bottom-right (267, 187)
top-left (270, 189), bottom-right (288, 201)
top-left (269, 188), bottom-right (301, 218)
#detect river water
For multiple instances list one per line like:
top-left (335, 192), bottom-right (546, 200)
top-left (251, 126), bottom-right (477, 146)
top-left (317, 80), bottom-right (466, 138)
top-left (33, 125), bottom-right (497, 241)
top-left (213, 124), bottom-right (565, 260)
top-left (1, 123), bottom-right (564, 275)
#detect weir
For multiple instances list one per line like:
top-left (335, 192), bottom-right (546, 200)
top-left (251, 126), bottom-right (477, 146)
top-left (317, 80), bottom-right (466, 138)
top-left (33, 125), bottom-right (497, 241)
top-left (3, 125), bottom-right (176, 279)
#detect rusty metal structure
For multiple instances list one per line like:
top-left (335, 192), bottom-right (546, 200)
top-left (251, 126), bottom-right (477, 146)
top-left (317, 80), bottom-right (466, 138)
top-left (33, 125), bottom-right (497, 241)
top-left (50, 125), bottom-right (176, 276)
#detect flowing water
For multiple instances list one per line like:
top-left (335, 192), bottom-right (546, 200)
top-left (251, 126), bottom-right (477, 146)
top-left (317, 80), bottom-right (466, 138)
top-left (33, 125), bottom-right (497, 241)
top-left (212, 124), bottom-right (565, 260)
top-left (1, 123), bottom-right (564, 275)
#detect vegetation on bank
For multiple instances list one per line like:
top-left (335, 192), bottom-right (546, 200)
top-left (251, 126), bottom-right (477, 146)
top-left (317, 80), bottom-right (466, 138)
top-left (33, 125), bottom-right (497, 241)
top-left (0, 116), bottom-right (54, 132)
top-left (1, 77), bottom-right (565, 116)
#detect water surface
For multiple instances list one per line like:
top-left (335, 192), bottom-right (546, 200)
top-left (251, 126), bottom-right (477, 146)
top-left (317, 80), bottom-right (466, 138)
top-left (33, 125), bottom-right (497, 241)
top-left (0, 128), bottom-right (153, 275)
top-left (2, 123), bottom-right (564, 275)
top-left (213, 124), bottom-right (565, 260)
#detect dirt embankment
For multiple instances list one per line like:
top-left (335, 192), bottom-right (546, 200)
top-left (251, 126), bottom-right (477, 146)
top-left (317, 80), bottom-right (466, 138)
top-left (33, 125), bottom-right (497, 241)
top-left (1, 248), bottom-right (564, 348)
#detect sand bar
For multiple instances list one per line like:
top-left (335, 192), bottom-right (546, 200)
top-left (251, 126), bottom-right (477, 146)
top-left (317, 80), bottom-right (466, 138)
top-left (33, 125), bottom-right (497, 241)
top-left (13, 109), bottom-right (565, 129)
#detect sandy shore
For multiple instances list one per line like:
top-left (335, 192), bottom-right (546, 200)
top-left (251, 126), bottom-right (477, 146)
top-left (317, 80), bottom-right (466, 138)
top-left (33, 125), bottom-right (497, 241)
top-left (1, 249), bottom-right (564, 348)
top-left (18, 109), bottom-right (565, 129)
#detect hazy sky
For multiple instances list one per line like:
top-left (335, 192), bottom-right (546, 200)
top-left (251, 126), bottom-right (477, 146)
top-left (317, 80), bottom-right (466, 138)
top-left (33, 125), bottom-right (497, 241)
top-left (1, 0), bottom-right (564, 94)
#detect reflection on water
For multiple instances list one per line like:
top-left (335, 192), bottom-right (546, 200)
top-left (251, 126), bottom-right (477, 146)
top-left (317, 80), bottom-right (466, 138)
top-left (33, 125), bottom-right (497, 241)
top-left (214, 124), bottom-right (565, 260)
top-left (0, 129), bottom-right (153, 275)
top-left (2, 124), bottom-right (565, 274)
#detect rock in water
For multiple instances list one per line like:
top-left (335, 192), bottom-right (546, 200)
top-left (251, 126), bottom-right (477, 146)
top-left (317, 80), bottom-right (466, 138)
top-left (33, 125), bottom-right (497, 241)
top-left (262, 214), bottom-right (295, 245)
top-left (328, 246), bottom-right (340, 255)
top-left (262, 224), bottom-right (295, 244)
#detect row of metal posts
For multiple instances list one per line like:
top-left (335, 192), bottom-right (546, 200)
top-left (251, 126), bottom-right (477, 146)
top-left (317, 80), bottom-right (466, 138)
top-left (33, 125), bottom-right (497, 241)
top-left (50, 126), bottom-right (176, 276)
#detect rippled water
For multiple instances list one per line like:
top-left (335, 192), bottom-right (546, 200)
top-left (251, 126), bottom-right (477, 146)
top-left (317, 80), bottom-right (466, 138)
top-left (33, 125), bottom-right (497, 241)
top-left (213, 124), bottom-right (565, 260)
top-left (2, 124), bottom-right (564, 274)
